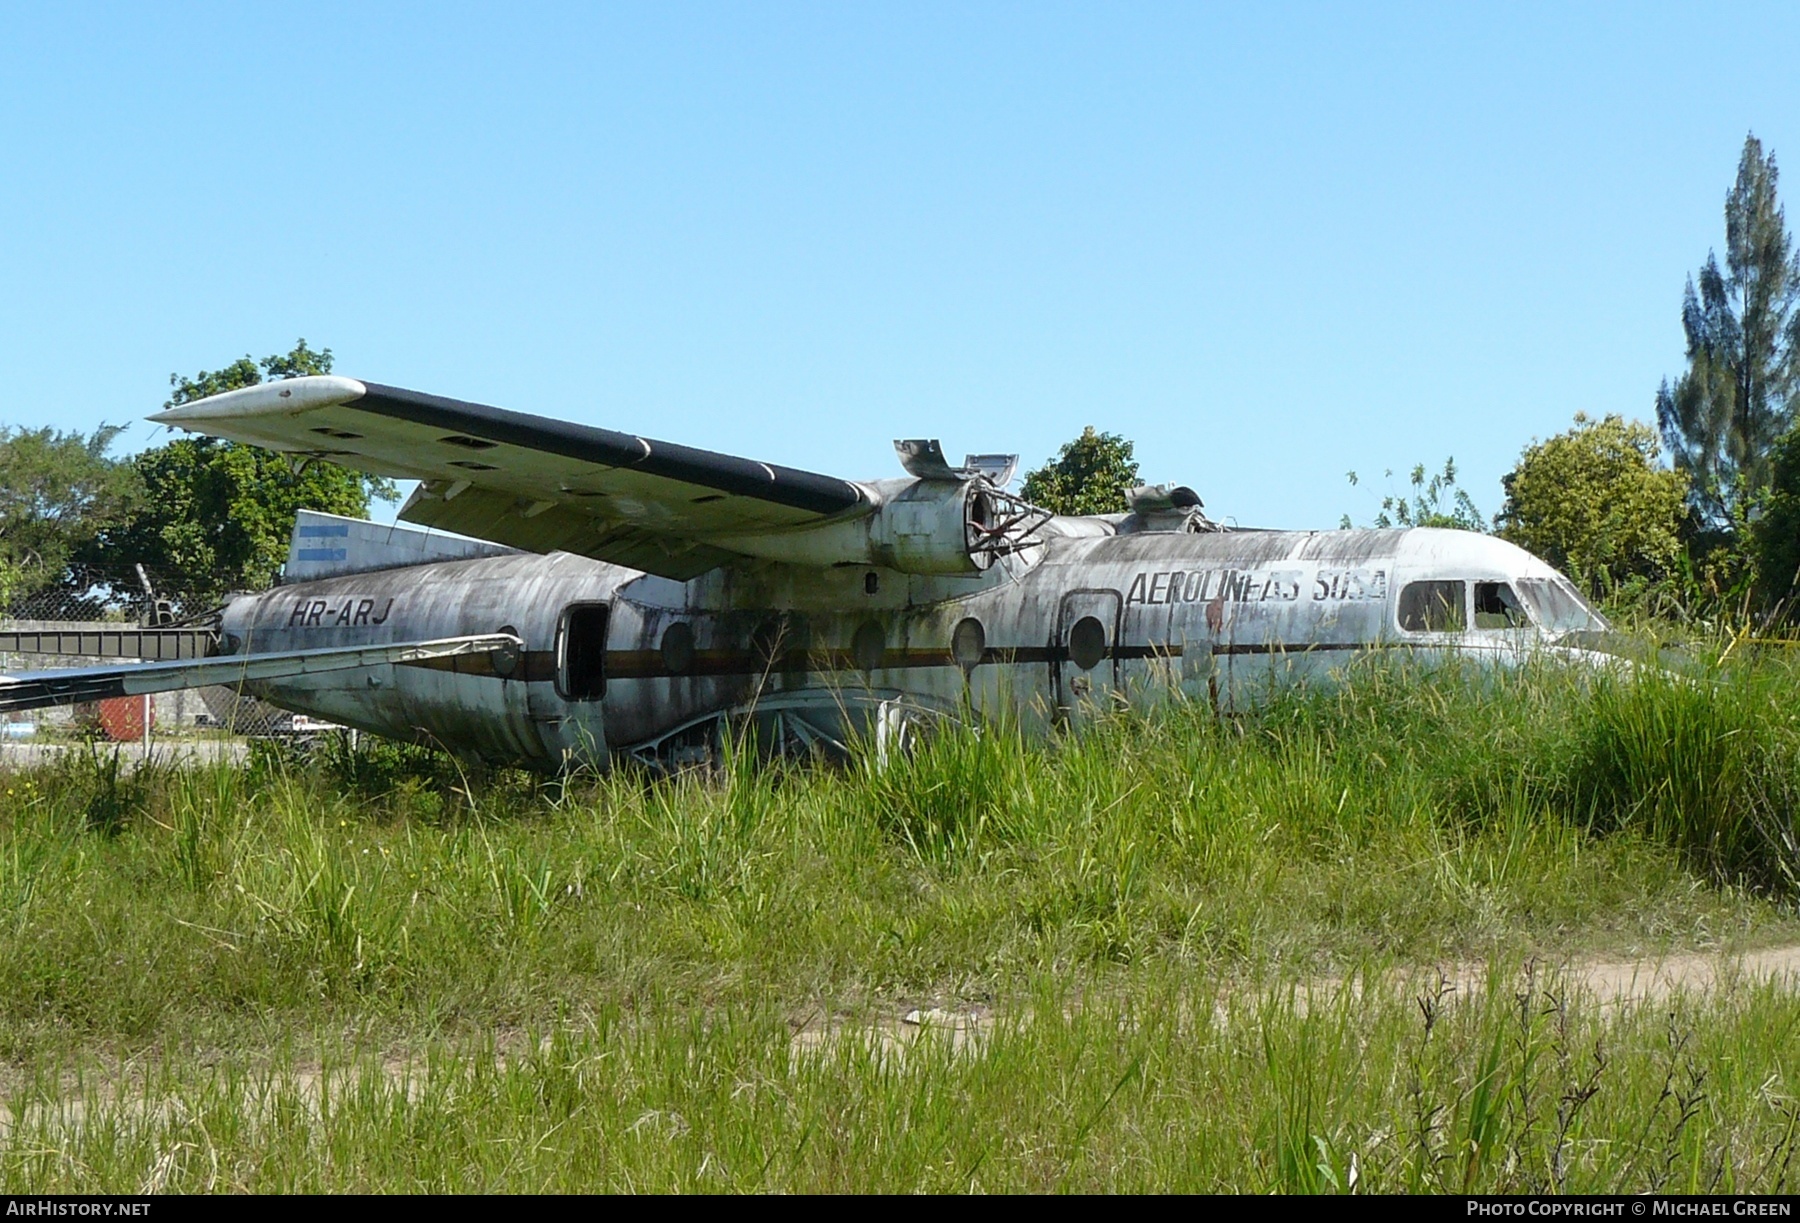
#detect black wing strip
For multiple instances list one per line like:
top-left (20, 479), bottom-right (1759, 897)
top-left (355, 383), bottom-right (862, 516)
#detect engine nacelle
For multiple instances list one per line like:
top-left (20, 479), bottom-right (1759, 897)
top-left (705, 477), bottom-right (1044, 576)
top-left (869, 482), bottom-right (996, 575)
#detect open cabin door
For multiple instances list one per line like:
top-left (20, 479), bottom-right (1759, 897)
top-left (556, 603), bottom-right (610, 699)
top-left (531, 602), bottom-right (610, 764)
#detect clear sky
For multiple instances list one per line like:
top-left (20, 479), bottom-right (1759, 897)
top-left (2, 3), bottom-right (1796, 530)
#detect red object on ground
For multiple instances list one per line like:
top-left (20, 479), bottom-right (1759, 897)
top-left (97, 697), bottom-right (152, 741)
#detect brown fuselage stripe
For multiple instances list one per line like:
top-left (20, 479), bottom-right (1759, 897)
top-left (399, 640), bottom-right (1373, 682)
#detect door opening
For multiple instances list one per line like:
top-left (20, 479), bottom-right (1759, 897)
top-left (557, 603), bottom-right (610, 700)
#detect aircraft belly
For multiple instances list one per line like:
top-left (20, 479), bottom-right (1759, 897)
top-left (244, 668), bottom-right (556, 763)
top-left (598, 676), bottom-right (740, 749)
top-left (392, 668), bottom-right (553, 764)
top-left (245, 668), bottom-right (407, 739)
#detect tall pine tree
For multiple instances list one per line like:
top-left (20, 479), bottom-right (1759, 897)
top-left (1657, 134), bottom-right (1800, 530)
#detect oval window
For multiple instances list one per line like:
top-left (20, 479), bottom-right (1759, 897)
top-left (661, 622), bottom-right (695, 674)
top-left (1068, 616), bottom-right (1108, 670)
top-left (491, 625), bottom-right (520, 678)
top-left (952, 617), bottom-right (986, 670)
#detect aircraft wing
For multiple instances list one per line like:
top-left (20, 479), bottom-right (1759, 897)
top-left (150, 377), bottom-right (868, 580)
top-left (0, 634), bottom-right (521, 715)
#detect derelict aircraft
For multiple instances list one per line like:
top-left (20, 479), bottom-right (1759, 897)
top-left (0, 376), bottom-right (1614, 769)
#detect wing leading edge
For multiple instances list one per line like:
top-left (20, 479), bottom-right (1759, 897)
top-left (150, 377), bottom-right (868, 580)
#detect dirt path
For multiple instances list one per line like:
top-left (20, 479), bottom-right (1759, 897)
top-left (1489, 943), bottom-right (1800, 1007)
top-left (10, 943), bottom-right (1800, 1141)
top-left (791, 942), bottom-right (1800, 1058)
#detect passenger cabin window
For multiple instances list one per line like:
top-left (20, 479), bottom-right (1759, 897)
top-left (1473, 582), bottom-right (1529, 629)
top-left (557, 604), bottom-right (610, 700)
top-left (1398, 581), bottom-right (1466, 633)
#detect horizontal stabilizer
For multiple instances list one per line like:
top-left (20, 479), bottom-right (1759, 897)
top-left (0, 623), bottom-right (215, 660)
top-left (0, 634), bottom-right (522, 715)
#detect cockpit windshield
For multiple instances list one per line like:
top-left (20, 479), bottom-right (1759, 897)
top-left (1514, 577), bottom-right (1609, 635)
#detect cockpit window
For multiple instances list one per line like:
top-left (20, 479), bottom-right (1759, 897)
top-left (1473, 581), bottom-right (1529, 629)
top-left (1514, 577), bottom-right (1609, 635)
top-left (1399, 580), bottom-right (1466, 632)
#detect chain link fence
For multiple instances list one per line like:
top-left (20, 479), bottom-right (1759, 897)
top-left (1, 563), bottom-right (289, 743)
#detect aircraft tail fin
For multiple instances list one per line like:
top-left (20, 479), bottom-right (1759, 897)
top-left (284, 510), bottom-right (517, 582)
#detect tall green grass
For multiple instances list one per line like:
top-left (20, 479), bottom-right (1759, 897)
top-left (2, 648), bottom-right (1800, 1189)
top-left (4, 968), bottom-right (1800, 1192)
top-left (0, 653), bottom-right (1795, 1034)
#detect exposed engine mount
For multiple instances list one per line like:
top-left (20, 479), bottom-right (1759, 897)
top-left (868, 478), bottom-right (1050, 574)
top-left (703, 440), bottom-right (1049, 576)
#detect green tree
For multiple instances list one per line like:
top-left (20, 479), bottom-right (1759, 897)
top-left (1495, 413), bottom-right (1688, 595)
top-left (1342, 459), bottom-right (1486, 531)
top-left (165, 337), bottom-right (334, 404)
top-left (0, 424), bottom-right (137, 605)
top-left (1656, 134), bottom-right (1800, 529)
top-left (1750, 421), bottom-right (1800, 611)
top-left (88, 340), bottom-right (394, 604)
top-left (1019, 427), bottom-right (1140, 515)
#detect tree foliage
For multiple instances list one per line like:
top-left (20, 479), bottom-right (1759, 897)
top-left (0, 424), bottom-right (137, 603)
top-left (1019, 427), bottom-right (1140, 515)
top-left (1496, 413), bottom-right (1688, 595)
top-left (86, 340), bottom-right (394, 605)
top-left (164, 337), bottom-right (338, 406)
top-left (1750, 421), bottom-right (1800, 611)
top-left (1343, 459), bottom-right (1486, 531)
top-left (1656, 134), bottom-right (1800, 529)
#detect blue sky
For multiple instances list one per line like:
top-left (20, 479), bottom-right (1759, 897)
top-left (2, 3), bottom-right (1796, 529)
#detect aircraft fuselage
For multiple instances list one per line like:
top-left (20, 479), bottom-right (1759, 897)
top-left (220, 524), bottom-right (1602, 769)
